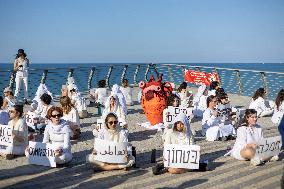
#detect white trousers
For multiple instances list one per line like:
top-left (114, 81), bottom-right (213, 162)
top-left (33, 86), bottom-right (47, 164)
top-left (15, 76), bottom-right (28, 99)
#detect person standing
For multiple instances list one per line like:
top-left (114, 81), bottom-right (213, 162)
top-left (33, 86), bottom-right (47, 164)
top-left (13, 49), bottom-right (30, 104)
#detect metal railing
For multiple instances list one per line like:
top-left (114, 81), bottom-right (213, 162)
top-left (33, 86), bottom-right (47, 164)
top-left (0, 63), bottom-right (283, 100)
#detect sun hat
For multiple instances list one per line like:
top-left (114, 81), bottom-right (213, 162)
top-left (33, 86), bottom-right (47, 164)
top-left (4, 87), bottom-right (12, 93)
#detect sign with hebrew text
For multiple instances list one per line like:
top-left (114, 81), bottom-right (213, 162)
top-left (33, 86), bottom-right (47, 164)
top-left (255, 136), bottom-right (282, 160)
top-left (163, 144), bottom-right (200, 169)
top-left (0, 124), bottom-right (12, 146)
top-left (163, 106), bottom-right (193, 125)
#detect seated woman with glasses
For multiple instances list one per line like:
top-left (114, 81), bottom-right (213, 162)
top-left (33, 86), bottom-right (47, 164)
top-left (0, 105), bottom-right (28, 159)
top-left (249, 88), bottom-right (274, 117)
top-left (202, 95), bottom-right (235, 141)
top-left (42, 106), bottom-right (72, 165)
top-left (216, 93), bottom-right (237, 128)
top-left (87, 112), bottom-right (135, 171)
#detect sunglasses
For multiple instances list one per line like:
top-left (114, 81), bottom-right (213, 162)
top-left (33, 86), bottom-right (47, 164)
top-left (51, 114), bottom-right (62, 118)
top-left (108, 121), bottom-right (118, 125)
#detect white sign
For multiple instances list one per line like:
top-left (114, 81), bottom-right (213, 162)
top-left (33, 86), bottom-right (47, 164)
top-left (255, 136), bottom-right (282, 160)
top-left (25, 111), bottom-right (37, 130)
top-left (0, 124), bottom-right (13, 146)
top-left (163, 144), bottom-right (200, 169)
top-left (163, 106), bottom-right (193, 125)
top-left (28, 141), bottom-right (57, 167)
top-left (94, 138), bottom-right (129, 164)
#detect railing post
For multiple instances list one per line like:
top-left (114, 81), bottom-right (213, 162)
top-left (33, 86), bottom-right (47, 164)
top-left (152, 64), bottom-right (159, 78)
top-left (8, 71), bottom-right (16, 90)
top-left (167, 65), bottom-right (174, 82)
top-left (106, 66), bottom-right (113, 88)
top-left (133, 64), bottom-right (140, 86)
top-left (260, 72), bottom-right (269, 96)
top-left (40, 70), bottom-right (48, 84)
top-left (68, 68), bottom-right (74, 78)
top-left (88, 67), bottom-right (95, 90)
top-left (235, 70), bottom-right (243, 95)
top-left (195, 66), bottom-right (201, 72)
top-left (214, 67), bottom-right (222, 86)
top-left (144, 64), bottom-right (151, 81)
top-left (120, 65), bottom-right (128, 84)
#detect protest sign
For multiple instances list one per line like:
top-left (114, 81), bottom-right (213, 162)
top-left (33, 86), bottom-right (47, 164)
top-left (94, 138), bottom-right (129, 164)
top-left (0, 124), bottom-right (12, 146)
top-left (163, 144), bottom-right (200, 169)
top-left (255, 136), bottom-right (282, 160)
top-left (184, 69), bottom-right (219, 86)
top-left (28, 141), bottom-right (57, 167)
top-left (25, 111), bottom-right (37, 130)
top-left (163, 106), bottom-right (193, 125)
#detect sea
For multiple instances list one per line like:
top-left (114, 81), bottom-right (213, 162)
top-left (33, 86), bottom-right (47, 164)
top-left (0, 63), bottom-right (283, 100)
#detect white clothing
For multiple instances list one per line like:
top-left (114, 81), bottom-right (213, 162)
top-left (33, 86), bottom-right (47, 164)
top-left (62, 108), bottom-right (80, 128)
top-left (208, 90), bottom-right (216, 96)
top-left (31, 84), bottom-right (53, 110)
top-left (0, 110), bottom-right (9, 125)
top-left (103, 94), bottom-right (126, 123)
top-left (120, 86), bottom-right (133, 105)
top-left (90, 88), bottom-right (108, 105)
top-left (4, 97), bottom-right (16, 109)
top-left (193, 95), bottom-right (208, 118)
top-left (14, 58), bottom-right (29, 99)
top-left (35, 104), bottom-right (53, 120)
top-left (1, 119), bottom-right (28, 155)
top-left (231, 125), bottom-right (263, 160)
top-left (202, 108), bottom-right (236, 141)
top-left (111, 84), bottom-right (127, 115)
top-left (43, 120), bottom-right (72, 164)
top-left (271, 102), bottom-right (284, 124)
top-left (249, 97), bottom-right (273, 117)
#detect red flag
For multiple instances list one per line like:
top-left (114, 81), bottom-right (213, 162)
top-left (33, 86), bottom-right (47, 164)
top-left (184, 69), bottom-right (219, 86)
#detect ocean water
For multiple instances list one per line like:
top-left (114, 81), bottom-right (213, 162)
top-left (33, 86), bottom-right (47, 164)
top-left (0, 63), bottom-right (283, 100)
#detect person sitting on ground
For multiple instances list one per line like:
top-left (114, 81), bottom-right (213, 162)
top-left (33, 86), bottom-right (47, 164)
top-left (102, 94), bottom-right (126, 125)
top-left (177, 82), bottom-right (193, 107)
top-left (0, 105), bottom-right (28, 159)
top-left (0, 96), bottom-right (9, 125)
top-left (216, 93), bottom-right (237, 128)
top-left (230, 109), bottom-right (279, 166)
top-left (192, 85), bottom-right (208, 118)
top-left (111, 84), bottom-right (127, 115)
top-left (68, 83), bottom-right (88, 119)
top-left (152, 113), bottom-right (208, 175)
top-left (42, 106), bottom-right (72, 165)
top-left (120, 79), bottom-right (133, 106)
top-left (30, 83), bottom-right (53, 111)
top-left (271, 89), bottom-right (284, 124)
top-left (215, 87), bottom-right (225, 97)
top-left (60, 96), bottom-right (81, 140)
top-left (86, 112), bottom-right (135, 171)
top-left (89, 79), bottom-right (108, 106)
top-left (2, 87), bottom-right (17, 110)
top-left (208, 81), bottom-right (220, 96)
top-left (249, 88), bottom-right (274, 117)
top-left (202, 95), bottom-right (235, 141)
top-left (33, 93), bottom-right (53, 133)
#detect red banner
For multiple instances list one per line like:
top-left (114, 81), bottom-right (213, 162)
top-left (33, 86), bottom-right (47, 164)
top-left (184, 69), bottom-right (219, 86)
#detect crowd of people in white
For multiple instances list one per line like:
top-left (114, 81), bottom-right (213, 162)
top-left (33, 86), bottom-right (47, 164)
top-left (0, 51), bottom-right (283, 175)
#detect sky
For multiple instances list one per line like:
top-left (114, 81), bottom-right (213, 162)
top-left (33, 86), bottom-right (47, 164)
top-left (0, 0), bottom-right (283, 63)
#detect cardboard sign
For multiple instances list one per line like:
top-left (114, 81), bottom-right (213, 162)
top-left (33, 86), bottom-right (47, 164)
top-left (163, 106), bottom-right (193, 125)
top-left (0, 124), bottom-right (12, 146)
top-left (25, 111), bottom-right (37, 130)
top-left (163, 144), bottom-right (200, 169)
top-left (94, 138), bottom-right (129, 164)
top-left (184, 69), bottom-right (219, 86)
top-left (28, 141), bottom-right (57, 167)
top-left (255, 136), bottom-right (282, 160)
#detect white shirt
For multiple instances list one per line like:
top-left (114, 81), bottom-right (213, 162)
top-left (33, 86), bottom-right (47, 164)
top-left (271, 102), bottom-right (284, 124)
top-left (62, 108), bottom-right (80, 127)
top-left (15, 58), bottom-right (29, 77)
top-left (94, 88), bottom-right (108, 105)
top-left (120, 86), bottom-right (133, 105)
top-left (249, 97), bottom-right (270, 116)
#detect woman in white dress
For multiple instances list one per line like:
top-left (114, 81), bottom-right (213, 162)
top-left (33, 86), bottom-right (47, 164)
top-left (249, 88), bottom-right (274, 117)
top-left (120, 79), bottom-right (133, 106)
top-left (103, 94), bottom-right (126, 123)
top-left (86, 112), bottom-right (135, 171)
top-left (2, 87), bottom-right (17, 110)
top-left (0, 105), bottom-right (28, 159)
top-left (271, 89), bottom-right (284, 124)
top-left (42, 106), bottom-right (72, 164)
top-left (202, 95), bottom-right (235, 141)
top-left (230, 109), bottom-right (278, 165)
top-left (193, 85), bottom-right (208, 118)
top-left (60, 96), bottom-right (81, 139)
top-left (111, 84), bottom-right (127, 115)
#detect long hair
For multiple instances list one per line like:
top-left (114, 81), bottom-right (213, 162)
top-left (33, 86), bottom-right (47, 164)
top-left (206, 95), bottom-right (216, 108)
top-left (166, 93), bottom-right (180, 107)
top-left (252, 88), bottom-right (265, 100)
top-left (241, 109), bottom-right (257, 127)
top-left (210, 81), bottom-right (220, 90)
top-left (177, 82), bottom-right (187, 92)
top-left (60, 96), bottom-right (73, 114)
top-left (104, 112), bottom-right (118, 129)
top-left (275, 89), bottom-right (284, 110)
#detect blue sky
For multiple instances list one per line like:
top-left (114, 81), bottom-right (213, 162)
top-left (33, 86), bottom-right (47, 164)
top-left (0, 0), bottom-right (283, 63)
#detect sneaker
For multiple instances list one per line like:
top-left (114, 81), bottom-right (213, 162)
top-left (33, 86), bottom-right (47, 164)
top-left (250, 157), bottom-right (262, 166)
top-left (199, 161), bottom-right (209, 172)
top-left (269, 155), bottom-right (279, 162)
top-left (152, 163), bottom-right (167, 175)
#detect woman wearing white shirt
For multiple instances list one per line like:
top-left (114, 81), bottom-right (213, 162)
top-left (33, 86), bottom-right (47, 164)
top-left (2, 87), bottom-right (17, 110)
top-left (111, 84), bottom-right (127, 115)
top-left (0, 105), bottom-right (28, 159)
top-left (60, 96), bottom-right (81, 139)
top-left (42, 106), bottom-right (72, 164)
top-left (103, 94), bottom-right (126, 123)
top-left (249, 88), bottom-right (274, 117)
top-left (202, 95), bottom-right (235, 141)
top-left (271, 89), bottom-right (284, 124)
top-left (230, 109), bottom-right (278, 165)
top-left (193, 85), bottom-right (208, 118)
top-left (120, 79), bottom-right (133, 106)
top-left (13, 49), bottom-right (30, 104)
top-left (89, 79), bottom-right (108, 105)
top-left (87, 112), bottom-right (135, 171)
